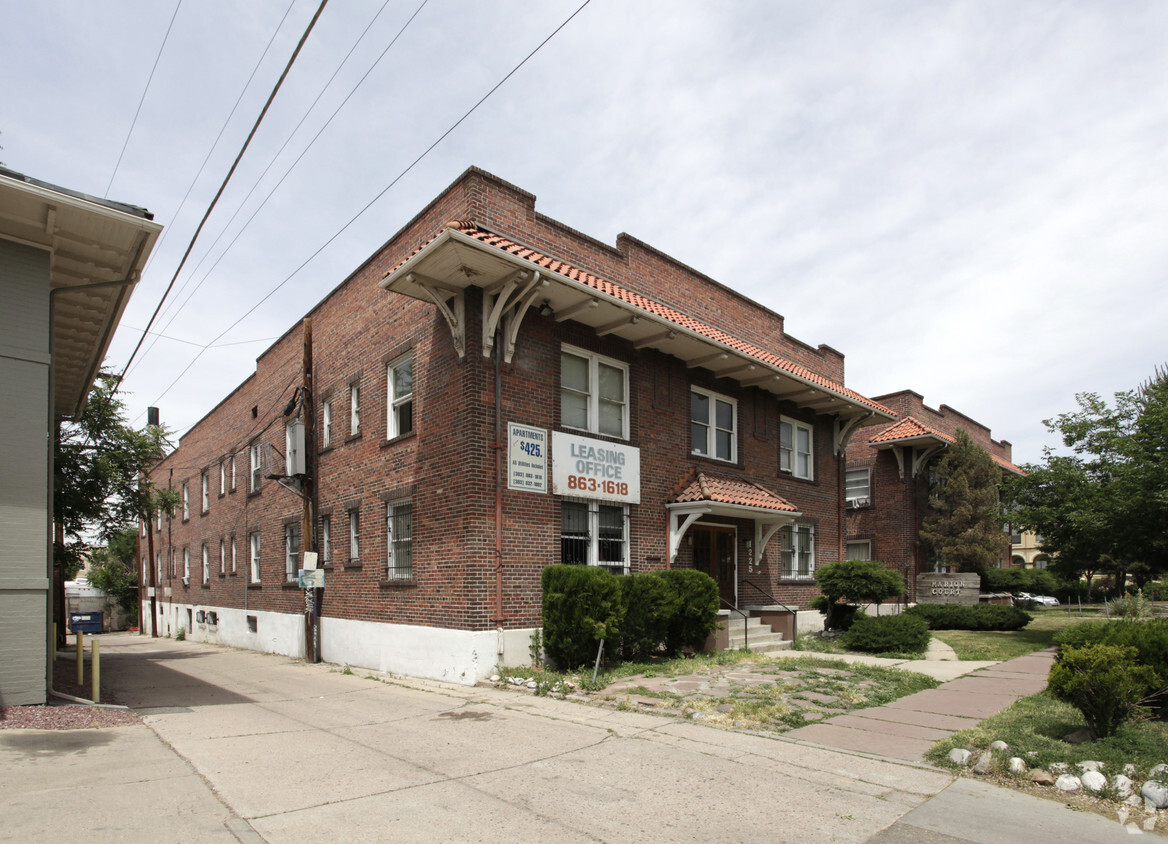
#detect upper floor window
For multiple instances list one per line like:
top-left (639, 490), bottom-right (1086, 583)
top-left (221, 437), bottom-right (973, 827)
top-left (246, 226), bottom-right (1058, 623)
top-left (285, 524), bottom-right (300, 582)
top-left (249, 443), bottom-right (262, 492)
top-left (201, 471), bottom-right (210, 513)
top-left (320, 515), bottom-right (332, 564)
top-left (219, 539), bottom-right (226, 575)
top-left (202, 543), bottom-right (210, 584)
top-left (780, 523), bottom-right (814, 579)
top-left (386, 501), bottom-right (413, 580)
top-left (183, 547), bottom-right (191, 581)
top-left (182, 483), bottom-right (190, 520)
top-left (561, 499), bottom-right (628, 574)
top-left (845, 468), bottom-right (870, 506)
top-left (780, 417), bottom-right (814, 480)
top-left (230, 455), bottom-right (237, 491)
top-left (348, 507), bottom-right (360, 562)
top-left (690, 387), bottom-right (736, 462)
top-left (561, 347), bottom-right (628, 439)
top-left (387, 355), bottom-right (414, 439)
top-left (350, 382), bottom-right (361, 436)
top-left (219, 460), bottom-right (226, 495)
top-left (322, 398), bottom-right (332, 448)
top-left (249, 532), bottom-right (261, 582)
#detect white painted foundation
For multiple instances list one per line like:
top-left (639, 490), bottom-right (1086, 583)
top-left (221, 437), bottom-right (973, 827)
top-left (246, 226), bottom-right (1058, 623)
top-left (140, 600), bottom-right (536, 685)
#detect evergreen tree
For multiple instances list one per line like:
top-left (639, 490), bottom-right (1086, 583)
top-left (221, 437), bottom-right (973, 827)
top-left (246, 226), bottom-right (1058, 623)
top-left (919, 429), bottom-right (1009, 573)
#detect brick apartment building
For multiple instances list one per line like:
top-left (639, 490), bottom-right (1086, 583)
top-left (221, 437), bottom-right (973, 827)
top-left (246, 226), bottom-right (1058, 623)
top-left (145, 167), bottom-right (896, 684)
top-left (844, 390), bottom-right (1023, 600)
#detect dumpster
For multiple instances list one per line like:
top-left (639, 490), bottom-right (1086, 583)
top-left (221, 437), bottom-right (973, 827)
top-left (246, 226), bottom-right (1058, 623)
top-left (69, 612), bottom-right (103, 634)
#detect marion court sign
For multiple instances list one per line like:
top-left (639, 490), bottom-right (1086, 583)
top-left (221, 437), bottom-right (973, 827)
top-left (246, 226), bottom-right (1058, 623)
top-left (916, 572), bottom-right (981, 605)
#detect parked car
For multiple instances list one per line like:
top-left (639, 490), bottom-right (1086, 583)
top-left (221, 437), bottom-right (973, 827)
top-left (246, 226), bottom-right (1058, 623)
top-left (1015, 592), bottom-right (1060, 607)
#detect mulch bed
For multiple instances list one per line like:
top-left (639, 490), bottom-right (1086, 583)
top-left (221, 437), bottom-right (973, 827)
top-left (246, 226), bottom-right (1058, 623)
top-left (0, 648), bottom-right (140, 731)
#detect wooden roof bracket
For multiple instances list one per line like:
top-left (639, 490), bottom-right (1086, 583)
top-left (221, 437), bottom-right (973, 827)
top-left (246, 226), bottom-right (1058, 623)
top-left (409, 272), bottom-right (466, 360)
top-left (833, 412), bottom-right (872, 456)
top-left (754, 517), bottom-right (795, 565)
top-left (481, 270), bottom-right (548, 363)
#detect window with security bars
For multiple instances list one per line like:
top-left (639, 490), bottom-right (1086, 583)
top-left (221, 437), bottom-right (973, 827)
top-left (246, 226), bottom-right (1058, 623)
top-left (285, 525), bottom-right (300, 581)
top-left (780, 523), bottom-right (814, 579)
top-left (561, 500), bottom-right (628, 573)
top-left (386, 502), bottom-right (413, 580)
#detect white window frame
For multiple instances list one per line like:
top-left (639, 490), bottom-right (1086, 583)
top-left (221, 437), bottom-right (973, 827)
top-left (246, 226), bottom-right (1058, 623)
top-left (182, 482), bottom-right (190, 520)
top-left (560, 498), bottom-right (629, 574)
top-left (156, 552), bottom-right (162, 583)
top-left (845, 540), bottom-right (871, 561)
top-left (348, 507), bottom-right (359, 561)
top-left (219, 539), bottom-right (226, 575)
top-left (202, 543), bottom-right (210, 585)
top-left (560, 345), bottom-right (629, 440)
top-left (320, 515), bottom-right (331, 564)
top-left (285, 524), bottom-right (299, 582)
top-left (690, 386), bottom-right (737, 462)
top-left (249, 531), bottom-right (261, 583)
top-left (386, 354), bottom-right (414, 439)
top-left (201, 471), bottom-right (210, 513)
top-left (183, 547), bottom-right (191, 581)
top-left (230, 455), bottom-right (237, 491)
top-left (322, 398), bottom-right (332, 448)
top-left (845, 467), bottom-right (870, 505)
top-left (231, 537), bottom-right (237, 574)
top-left (386, 500), bottom-right (413, 580)
top-left (250, 443), bottom-right (262, 492)
top-left (350, 382), bottom-right (360, 436)
top-left (780, 523), bottom-right (815, 579)
top-left (780, 417), bottom-right (815, 480)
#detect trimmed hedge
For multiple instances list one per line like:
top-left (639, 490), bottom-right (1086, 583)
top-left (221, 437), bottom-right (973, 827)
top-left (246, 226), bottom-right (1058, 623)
top-left (906, 603), bottom-right (1032, 631)
top-left (541, 565), bottom-right (623, 669)
top-left (618, 571), bottom-right (677, 661)
top-left (657, 568), bottom-right (719, 655)
top-left (843, 613), bottom-right (930, 654)
top-left (1049, 644), bottom-right (1161, 737)
top-left (1054, 618), bottom-right (1168, 717)
top-left (981, 567), bottom-right (1061, 595)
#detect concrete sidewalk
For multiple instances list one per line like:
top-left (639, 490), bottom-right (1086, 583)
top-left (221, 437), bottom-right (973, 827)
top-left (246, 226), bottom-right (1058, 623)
top-left (1, 635), bottom-right (1156, 842)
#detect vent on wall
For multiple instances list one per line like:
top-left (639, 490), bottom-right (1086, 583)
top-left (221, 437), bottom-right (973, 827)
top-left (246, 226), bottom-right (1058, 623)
top-left (246, 615), bottom-right (258, 633)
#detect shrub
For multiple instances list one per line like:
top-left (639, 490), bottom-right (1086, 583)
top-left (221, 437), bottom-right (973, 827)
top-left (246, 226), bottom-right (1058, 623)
top-left (810, 596), bottom-right (865, 631)
top-left (618, 571), bottom-right (679, 660)
top-left (657, 568), bottom-right (719, 654)
top-left (1048, 644), bottom-right (1161, 738)
top-left (1054, 618), bottom-right (1168, 717)
top-left (541, 565), bottom-right (624, 668)
top-left (981, 567), bottom-right (1060, 596)
top-left (1108, 589), bottom-right (1154, 619)
top-left (906, 603), bottom-right (1032, 631)
top-left (814, 559), bottom-right (904, 630)
top-left (843, 613), bottom-right (930, 654)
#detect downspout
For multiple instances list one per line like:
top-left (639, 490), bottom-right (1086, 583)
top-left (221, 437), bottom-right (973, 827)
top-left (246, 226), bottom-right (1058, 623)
top-left (46, 267), bottom-right (142, 699)
top-left (492, 336), bottom-right (506, 647)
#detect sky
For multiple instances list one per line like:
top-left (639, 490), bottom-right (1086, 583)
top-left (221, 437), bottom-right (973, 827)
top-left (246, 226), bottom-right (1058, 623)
top-left (4, 1), bottom-right (1167, 465)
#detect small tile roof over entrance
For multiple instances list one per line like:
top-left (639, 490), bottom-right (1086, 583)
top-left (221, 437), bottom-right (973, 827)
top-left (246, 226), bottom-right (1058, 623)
top-left (671, 470), bottom-right (798, 512)
top-left (870, 416), bottom-right (1024, 474)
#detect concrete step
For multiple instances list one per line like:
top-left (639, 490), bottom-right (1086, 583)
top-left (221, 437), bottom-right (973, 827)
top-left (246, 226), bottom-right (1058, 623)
top-left (724, 616), bottom-right (791, 654)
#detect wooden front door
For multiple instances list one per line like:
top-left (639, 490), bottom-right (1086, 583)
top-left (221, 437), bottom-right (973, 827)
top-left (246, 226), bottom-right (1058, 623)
top-left (692, 525), bottom-right (736, 606)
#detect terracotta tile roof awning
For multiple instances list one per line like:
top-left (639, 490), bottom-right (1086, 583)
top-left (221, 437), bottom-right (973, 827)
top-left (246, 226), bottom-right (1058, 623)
top-left (381, 223), bottom-right (895, 422)
top-left (870, 416), bottom-right (1024, 475)
top-left (671, 471), bottom-right (799, 513)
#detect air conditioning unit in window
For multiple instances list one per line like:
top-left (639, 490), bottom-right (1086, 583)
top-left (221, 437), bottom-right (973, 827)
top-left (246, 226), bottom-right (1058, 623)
top-left (181, 576), bottom-right (190, 587)
top-left (845, 497), bottom-right (870, 509)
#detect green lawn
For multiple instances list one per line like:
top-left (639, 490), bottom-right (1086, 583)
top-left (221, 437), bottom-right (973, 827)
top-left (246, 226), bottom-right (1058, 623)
top-left (931, 608), bottom-right (1104, 661)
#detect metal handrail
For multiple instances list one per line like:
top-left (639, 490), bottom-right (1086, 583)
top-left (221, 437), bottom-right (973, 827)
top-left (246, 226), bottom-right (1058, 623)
top-left (741, 580), bottom-right (797, 616)
top-left (720, 597), bottom-right (749, 651)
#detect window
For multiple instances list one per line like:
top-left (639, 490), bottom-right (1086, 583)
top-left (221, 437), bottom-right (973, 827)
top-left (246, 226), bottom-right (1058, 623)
top-left (219, 460), bottom-right (226, 495)
top-left (845, 540), bottom-right (871, 561)
top-left (219, 539), bottom-right (226, 575)
top-left (350, 382), bottom-right (360, 435)
top-left (182, 483), bottom-right (190, 520)
top-left (780, 524), bottom-right (814, 579)
top-left (348, 508), bottom-right (360, 561)
top-left (249, 532), bottom-right (261, 582)
top-left (845, 468), bottom-right (870, 505)
top-left (231, 537), bottom-right (237, 574)
top-left (183, 547), bottom-right (191, 581)
top-left (561, 500), bottom-right (628, 574)
top-left (156, 552), bottom-right (162, 583)
top-left (320, 515), bottom-right (331, 564)
top-left (322, 398), bottom-right (332, 448)
top-left (387, 355), bottom-right (414, 439)
top-left (250, 443), bottom-right (262, 492)
top-left (202, 544), bottom-right (210, 585)
top-left (560, 347), bottom-right (628, 438)
top-left (230, 455), bottom-right (237, 491)
top-left (780, 418), bottom-right (814, 479)
top-left (690, 387), bottom-right (736, 462)
top-left (386, 501), bottom-right (413, 580)
top-left (201, 471), bottom-right (210, 513)
top-left (285, 524), bottom-right (300, 582)
top-left (156, 509), bottom-right (162, 532)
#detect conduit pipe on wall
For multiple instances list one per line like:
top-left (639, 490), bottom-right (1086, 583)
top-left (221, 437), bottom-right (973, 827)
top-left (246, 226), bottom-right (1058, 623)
top-left (493, 335), bottom-right (506, 639)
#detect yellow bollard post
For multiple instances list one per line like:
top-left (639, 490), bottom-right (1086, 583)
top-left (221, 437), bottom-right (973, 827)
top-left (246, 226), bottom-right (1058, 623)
top-left (76, 631), bottom-right (83, 686)
top-left (92, 639), bottom-right (100, 704)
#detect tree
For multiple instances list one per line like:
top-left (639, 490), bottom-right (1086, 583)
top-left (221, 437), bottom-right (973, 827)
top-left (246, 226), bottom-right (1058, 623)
top-left (813, 559), bottom-right (904, 629)
top-left (919, 430), bottom-right (1009, 574)
top-left (1006, 367), bottom-right (1168, 589)
top-left (87, 527), bottom-right (141, 625)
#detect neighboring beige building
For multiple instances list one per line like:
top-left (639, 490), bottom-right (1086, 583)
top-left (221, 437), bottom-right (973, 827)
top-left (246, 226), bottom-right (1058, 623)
top-left (1011, 529), bottom-right (1051, 569)
top-left (0, 167), bottom-right (159, 705)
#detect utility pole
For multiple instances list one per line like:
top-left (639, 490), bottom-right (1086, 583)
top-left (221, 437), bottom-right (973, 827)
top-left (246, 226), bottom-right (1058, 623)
top-left (145, 479), bottom-right (158, 637)
top-left (300, 318), bottom-right (319, 663)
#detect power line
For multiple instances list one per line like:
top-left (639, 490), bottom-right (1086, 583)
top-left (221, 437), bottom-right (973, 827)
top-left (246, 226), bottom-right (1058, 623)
top-left (106, 1), bottom-right (182, 198)
top-left (114, 0), bottom-right (331, 394)
top-left (133, 0), bottom-right (593, 423)
top-left (122, 325), bottom-right (277, 350)
top-left (140, 0), bottom-right (415, 370)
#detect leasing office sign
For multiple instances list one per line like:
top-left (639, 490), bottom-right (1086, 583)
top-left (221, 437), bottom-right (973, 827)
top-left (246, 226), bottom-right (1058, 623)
top-left (551, 431), bottom-right (640, 504)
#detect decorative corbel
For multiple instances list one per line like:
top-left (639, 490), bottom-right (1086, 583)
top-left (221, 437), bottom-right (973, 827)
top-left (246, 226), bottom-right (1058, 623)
top-left (410, 273), bottom-right (466, 359)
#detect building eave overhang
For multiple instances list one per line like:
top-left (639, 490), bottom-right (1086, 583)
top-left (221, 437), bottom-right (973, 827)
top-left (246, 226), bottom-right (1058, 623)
top-left (380, 227), bottom-right (895, 423)
top-left (0, 169), bottom-right (162, 418)
top-left (665, 499), bottom-right (802, 523)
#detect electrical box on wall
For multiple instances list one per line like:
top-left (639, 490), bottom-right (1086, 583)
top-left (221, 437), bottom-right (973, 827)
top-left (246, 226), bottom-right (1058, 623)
top-left (286, 419), bottom-right (306, 476)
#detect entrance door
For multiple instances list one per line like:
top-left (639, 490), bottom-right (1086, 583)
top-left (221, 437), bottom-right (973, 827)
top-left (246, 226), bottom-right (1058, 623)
top-left (691, 525), bottom-right (736, 606)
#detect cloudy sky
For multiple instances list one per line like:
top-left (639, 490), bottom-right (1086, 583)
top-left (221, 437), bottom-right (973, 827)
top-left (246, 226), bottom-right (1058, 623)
top-left (4, 1), bottom-right (1166, 464)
